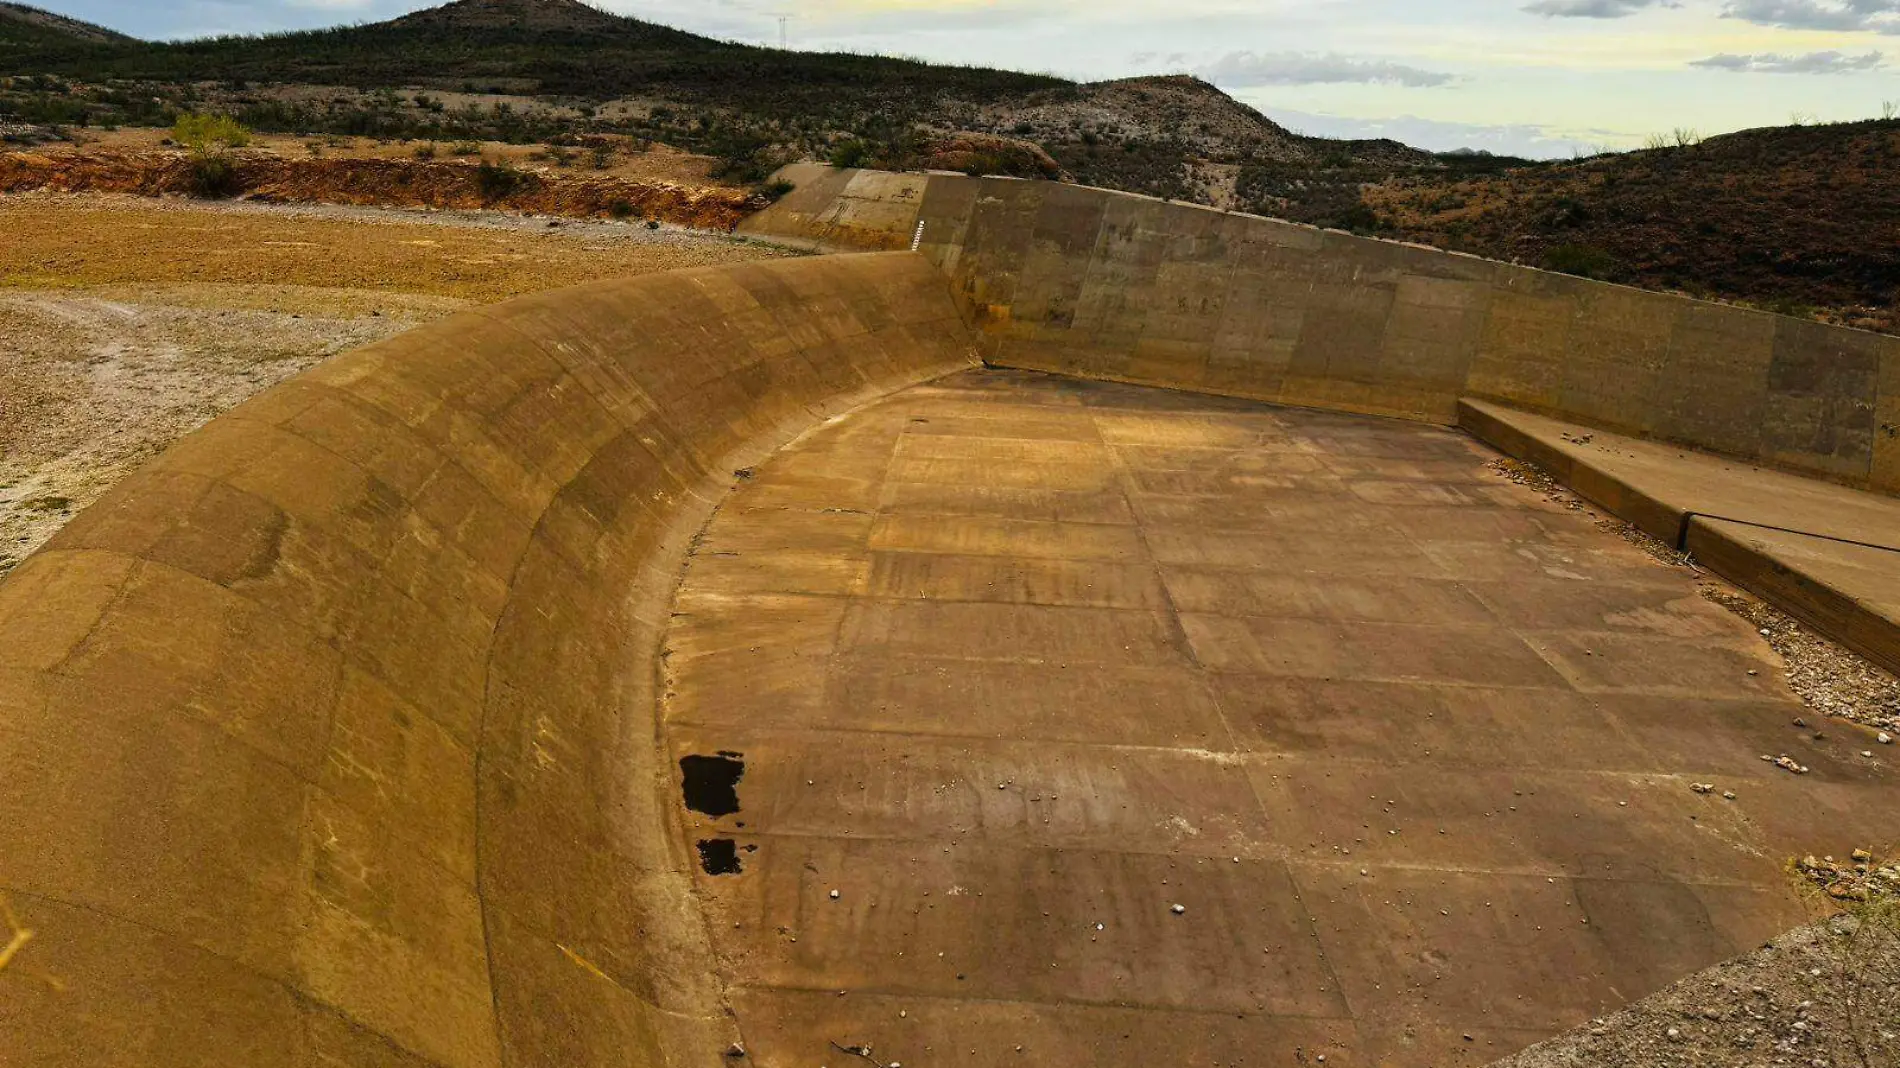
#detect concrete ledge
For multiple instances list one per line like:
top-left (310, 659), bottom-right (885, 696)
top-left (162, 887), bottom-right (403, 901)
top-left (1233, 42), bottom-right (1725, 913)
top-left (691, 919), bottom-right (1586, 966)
top-left (1688, 518), bottom-right (1900, 679)
top-left (1460, 397), bottom-right (1900, 677)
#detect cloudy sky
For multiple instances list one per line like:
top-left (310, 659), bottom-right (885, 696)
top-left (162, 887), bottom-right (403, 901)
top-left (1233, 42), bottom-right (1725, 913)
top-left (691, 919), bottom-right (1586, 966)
top-left (42, 0), bottom-right (1900, 157)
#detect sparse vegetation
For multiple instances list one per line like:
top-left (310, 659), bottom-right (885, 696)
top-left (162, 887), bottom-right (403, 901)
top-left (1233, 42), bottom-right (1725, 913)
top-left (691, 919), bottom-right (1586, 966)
top-left (473, 158), bottom-right (531, 201)
top-left (828, 138), bottom-right (873, 170)
top-left (170, 111), bottom-right (249, 197)
top-left (1543, 243), bottom-right (1618, 280)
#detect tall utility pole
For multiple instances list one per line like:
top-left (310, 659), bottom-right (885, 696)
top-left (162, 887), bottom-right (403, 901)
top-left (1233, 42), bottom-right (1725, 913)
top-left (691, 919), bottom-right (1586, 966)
top-left (770, 12), bottom-right (795, 49)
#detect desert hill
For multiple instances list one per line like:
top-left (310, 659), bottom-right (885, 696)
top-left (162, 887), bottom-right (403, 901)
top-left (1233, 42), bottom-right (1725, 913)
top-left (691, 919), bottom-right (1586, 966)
top-left (0, 2), bottom-right (130, 55)
top-left (1365, 118), bottom-right (1900, 332)
top-left (0, 0), bottom-right (1426, 198)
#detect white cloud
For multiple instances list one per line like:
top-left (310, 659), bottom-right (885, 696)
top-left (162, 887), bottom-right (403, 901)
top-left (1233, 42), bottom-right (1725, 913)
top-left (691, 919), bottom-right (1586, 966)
top-left (1523, 0), bottom-right (1679, 18)
top-left (1261, 106), bottom-right (1620, 157)
top-left (1692, 48), bottom-right (1885, 70)
top-left (1199, 51), bottom-right (1455, 88)
top-left (1721, 0), bottom-right (1900, 33)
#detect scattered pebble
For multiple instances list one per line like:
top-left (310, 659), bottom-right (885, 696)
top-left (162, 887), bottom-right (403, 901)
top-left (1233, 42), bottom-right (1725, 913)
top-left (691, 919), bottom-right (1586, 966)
top-left (1773, 755), bottom-right (1811, 775)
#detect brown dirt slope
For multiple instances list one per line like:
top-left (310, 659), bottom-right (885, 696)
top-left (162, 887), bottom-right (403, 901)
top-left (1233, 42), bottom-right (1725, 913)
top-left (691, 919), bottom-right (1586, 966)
top-left (0, 149), bottom-right (762, 228)
top-left (1365, 120), bottom-right (1900, 333)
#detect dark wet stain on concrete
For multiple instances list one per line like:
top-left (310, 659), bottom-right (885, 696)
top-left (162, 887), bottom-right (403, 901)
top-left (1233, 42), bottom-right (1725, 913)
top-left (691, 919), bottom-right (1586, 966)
top-left (697, 838), bottom-right (742, 876)
top-left (681, 752), bottom-right (745, 817)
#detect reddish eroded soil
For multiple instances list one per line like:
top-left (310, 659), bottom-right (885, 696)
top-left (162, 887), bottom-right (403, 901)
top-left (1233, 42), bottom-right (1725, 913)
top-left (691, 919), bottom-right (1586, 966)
top-left (0, 146), bottom-right (765, 229)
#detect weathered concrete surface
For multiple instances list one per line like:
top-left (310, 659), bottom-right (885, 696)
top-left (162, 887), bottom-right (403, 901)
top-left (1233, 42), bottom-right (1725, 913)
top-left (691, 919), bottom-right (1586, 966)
top-left (1462, 398), bottom-right (1900, 676)
top-left (738, 164), bottom-right (932, 253)
top-left (0, 252), bottom-right (978, 1068)
top-left (663, 369), bottom-right (1899, 1068)
top-left (744, 169), bottom-right (1900, 495)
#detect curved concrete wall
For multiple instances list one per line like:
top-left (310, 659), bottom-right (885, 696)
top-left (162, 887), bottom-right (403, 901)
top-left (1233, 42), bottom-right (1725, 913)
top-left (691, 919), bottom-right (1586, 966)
top-left (745, 165), bottom-right (1900, 495)
top-left (0, 252), bottom-right (976, 1067)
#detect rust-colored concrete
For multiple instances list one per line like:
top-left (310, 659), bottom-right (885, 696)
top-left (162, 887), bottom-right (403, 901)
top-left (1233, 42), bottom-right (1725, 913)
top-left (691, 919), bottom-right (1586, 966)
top-left (0, 252), bottom-right (977, 1068)
top-left (1462, 398), bottom-right (1900, 676)
top-left (664, 369), bottom-right (1897, 1068)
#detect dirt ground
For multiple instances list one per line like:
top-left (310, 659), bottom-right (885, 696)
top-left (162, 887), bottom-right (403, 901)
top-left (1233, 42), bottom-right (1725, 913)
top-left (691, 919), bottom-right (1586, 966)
top-left (0, 192), bottom-right (795, 575)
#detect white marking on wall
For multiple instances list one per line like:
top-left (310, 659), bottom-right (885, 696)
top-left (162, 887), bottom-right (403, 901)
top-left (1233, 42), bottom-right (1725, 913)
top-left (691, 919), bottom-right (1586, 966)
top-left (911, 220), bottom-right (926, 252)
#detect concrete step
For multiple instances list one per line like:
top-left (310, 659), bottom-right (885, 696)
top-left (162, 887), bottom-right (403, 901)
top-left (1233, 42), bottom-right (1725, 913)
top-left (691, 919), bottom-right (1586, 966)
top-left (1460, 397), bottom-right (1900, 677)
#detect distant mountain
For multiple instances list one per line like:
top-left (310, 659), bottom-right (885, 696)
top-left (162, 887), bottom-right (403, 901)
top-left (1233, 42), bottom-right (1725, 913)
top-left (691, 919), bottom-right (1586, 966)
top-left (0, 0), bottom-right (1441, 221)
top-left (387, 0), bottom-right (663, 34)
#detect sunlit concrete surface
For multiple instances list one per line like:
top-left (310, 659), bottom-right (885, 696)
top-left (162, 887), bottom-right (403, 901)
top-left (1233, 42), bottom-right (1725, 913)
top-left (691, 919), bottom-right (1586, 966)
top-left (663, 370), bottom-right (1897, 1068)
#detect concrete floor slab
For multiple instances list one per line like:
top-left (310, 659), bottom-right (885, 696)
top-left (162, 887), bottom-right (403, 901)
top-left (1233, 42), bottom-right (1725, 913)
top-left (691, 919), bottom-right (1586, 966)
top-left (662, 370), bottom-right (1899, 1068)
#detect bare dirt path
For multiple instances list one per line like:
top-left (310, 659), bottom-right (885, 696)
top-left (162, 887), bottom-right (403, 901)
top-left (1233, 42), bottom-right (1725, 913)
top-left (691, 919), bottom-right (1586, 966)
top-left (0, 192), bottom-right (795, 574)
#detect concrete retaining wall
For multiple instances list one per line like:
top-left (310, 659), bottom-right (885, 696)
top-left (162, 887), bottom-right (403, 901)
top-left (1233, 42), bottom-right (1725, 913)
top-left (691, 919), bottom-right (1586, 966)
top-left (744, 166), bottom-right (1900, 495)
top-left (0, 252), bottom-right (977, 1068)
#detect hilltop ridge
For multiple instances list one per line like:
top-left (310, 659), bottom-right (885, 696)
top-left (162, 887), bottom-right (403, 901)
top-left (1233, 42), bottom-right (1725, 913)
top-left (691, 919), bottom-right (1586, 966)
top-left (389, 0), bottom-right (637, 34)
top-left (0, 2), bottom-right (132, 49)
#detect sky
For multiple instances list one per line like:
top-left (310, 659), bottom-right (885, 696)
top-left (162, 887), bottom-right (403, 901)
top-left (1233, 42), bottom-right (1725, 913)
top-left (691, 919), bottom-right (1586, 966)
top-left (38, 0), bottom-right (1900, 157)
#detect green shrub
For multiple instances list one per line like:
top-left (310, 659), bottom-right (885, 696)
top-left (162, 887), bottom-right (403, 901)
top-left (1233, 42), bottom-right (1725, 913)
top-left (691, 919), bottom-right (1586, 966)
top-left (1542, 243), bottom-right (1618, 280)
top-left (170, 113), bottom-right (249, 198)
top-left (171, 112), bottom-right (250, 152)
top-left (474, 160), bottom-right (533, 202)
top-left (607, 199), bottom-right (636, 220)
top-left (449, 140), bottom-right (482, 156)
top-left (185, 153), bottom-right (240, 197)
top-left (759, 179), bottom-right (796, 201)
top-left (414, 142), bottom-right (438, 160)
top-left (828, 138), bottom-right (872, 169)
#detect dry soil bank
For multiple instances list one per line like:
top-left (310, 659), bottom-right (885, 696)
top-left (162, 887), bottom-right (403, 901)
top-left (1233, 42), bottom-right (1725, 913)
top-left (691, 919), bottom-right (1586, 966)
top-left (0, 192), bottom-right (794, 574)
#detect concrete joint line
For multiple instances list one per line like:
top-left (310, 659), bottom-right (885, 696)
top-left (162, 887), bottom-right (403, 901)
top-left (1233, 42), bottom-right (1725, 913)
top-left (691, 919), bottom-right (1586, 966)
top-left (1684, 511), bottom-right (1900, 556)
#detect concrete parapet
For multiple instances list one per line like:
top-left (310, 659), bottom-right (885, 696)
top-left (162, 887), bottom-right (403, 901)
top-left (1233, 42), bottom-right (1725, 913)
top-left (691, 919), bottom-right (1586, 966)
top-left (0, 252), bottom-right (977, 1068)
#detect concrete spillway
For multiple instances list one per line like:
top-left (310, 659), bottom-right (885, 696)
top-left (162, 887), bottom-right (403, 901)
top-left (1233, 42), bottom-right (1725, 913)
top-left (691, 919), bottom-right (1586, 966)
top-left (2, 171), bottom-right (1897, 1068)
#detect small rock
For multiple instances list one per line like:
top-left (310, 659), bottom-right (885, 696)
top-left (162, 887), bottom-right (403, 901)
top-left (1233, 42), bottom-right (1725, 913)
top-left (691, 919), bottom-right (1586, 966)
top-left (1723, 791), bottom-right (1737, 801)
top-left (1170, 903), bottom-right (1187, 915)
top-left (1691, 783), bottom-right (1714, 794)
top-left (829, 890), bottom-right (841, 900)
top-left (725, 1042), bottom-right (746, 1059)
top-left (1880, 732), bottom-right (1893, 745)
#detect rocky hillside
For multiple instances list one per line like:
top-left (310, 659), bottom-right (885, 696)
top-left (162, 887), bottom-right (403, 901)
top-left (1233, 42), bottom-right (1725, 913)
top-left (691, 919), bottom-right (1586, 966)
top-left (0, 0), bottom-right (1443, 218)
top-left (0, 2), bottom-right (130, 55)
top-left (1364, 119), bottom-right (1900, 333)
